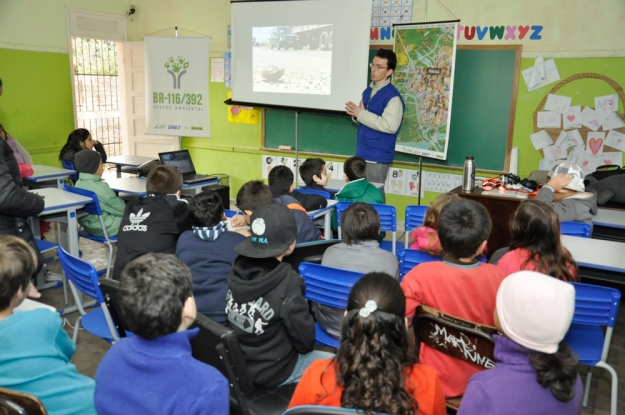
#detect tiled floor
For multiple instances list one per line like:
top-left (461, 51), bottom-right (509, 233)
top-left (36, 229), bottom-right (625, 414)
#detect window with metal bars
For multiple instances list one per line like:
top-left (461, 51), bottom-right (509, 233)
top-left (71, 37), bottom-right (123, 157)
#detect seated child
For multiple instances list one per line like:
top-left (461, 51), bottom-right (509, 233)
top-left (400, 199), bottom-right (506, 398)
top-left (409, 193), bottom-right (459, 255)
top-left (496, 200), bottom-right (578, 281)
top-left (74, 150), bottom-right (125, 237)
top-left (458, 271), bottom-right (582, 415)
top-left (288, 273), bottom-right (446, 415)
top-left (176, 190), bottom-right (245, 324)
top-left (535, 161), bottom-right (597, 224)
top-left (317, 202), bottom-right (399, 338)
top-left (227, 203), bottom-right (333, 387)
top-left (299, 157), bottom-right (336, 198)
top-left (112, 165), bottom-right (192, 280)
top-left (0, 123), bottom-right (33, 164)
top-left (231, 180), bottom-right (320, 244)
top-left (0, 235), bottom-right (96, 415)
top-left (268, 165), bottom-right (327, 211)
top-left (59, 128), bottom-right (107, 164)
top-left (95, 253), bottom-right (229, 415)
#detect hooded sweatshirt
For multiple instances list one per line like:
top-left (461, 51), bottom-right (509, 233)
top-left (535, 186), bottom-right (598, 225)
top-left (269, 185), bottom-right (327, 211)
top-left (226, 256), bottom-right (315, 388)
top-left (331, 178), bottom-right (385, 236)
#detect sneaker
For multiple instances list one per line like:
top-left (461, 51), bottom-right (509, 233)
top-left (44, 270), bottom-right (63, 283)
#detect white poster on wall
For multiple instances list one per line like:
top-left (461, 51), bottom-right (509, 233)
top-left (145, 36), bottom-right (211, 137)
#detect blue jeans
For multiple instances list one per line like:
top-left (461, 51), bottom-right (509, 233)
top-left (278, 350), bottom-right (335, 386)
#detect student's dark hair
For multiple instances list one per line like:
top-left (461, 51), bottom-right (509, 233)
top-left (0, 123), bottom-right (8, 138)
top-left (299, 158), bottom-right (325, 186)
top-left (510, 200), bottom-right (578, 282)
top-left (236, 180), bottom-right (273, 212)
top-left (59, 128), bottom-right (91, 160)
top-left (118, 253), bottom-right (193, 340)
top-left (268, 165), bottom-right (294, 191)
top-left (529, 341), bottom-right (579, 402)
top-left (188, 190), bottom-right (224, 227)
top-left (341, 202), bottom-right (380, 245)
top-left (437, 199), bottom-right (491, 259)
top-left (0, 236), bottom-right (37, 310)
top-left (344, 156), bottom-right (367, 182)
top-left (146, 165), bottom-right (183, 195)
top-left (333, 273), bottom-right (418, 415)
top-left (376, 49), bottom-right (397, 71)
top-left (0, 78), bottom-right (3, 87)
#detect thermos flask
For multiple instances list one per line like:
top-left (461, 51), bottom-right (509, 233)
top-left (462, 156), bottom-right (475, 192)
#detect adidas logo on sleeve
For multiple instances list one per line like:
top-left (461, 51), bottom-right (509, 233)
top-left (122, 208), bottom-right (150, 232)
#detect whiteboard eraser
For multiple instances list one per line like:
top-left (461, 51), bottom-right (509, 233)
top-left (279, 145), bottom-right (292, 151)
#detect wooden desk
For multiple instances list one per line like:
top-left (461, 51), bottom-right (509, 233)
top-left (452, 186), bottom-right (526, 259)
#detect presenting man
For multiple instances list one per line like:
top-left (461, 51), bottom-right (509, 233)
top-left (345, 49), bottom-right (404, 185)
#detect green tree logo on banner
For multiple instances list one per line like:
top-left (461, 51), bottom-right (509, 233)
top-left (164, 56), bottom-right (190, 89)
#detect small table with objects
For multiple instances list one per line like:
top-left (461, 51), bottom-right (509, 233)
top-left (107, 155), bottom-right (156, 178)
top-left (25, 165), bottom-right (77, 189)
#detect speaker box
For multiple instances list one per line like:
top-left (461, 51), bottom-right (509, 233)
top-left (202, 184), bottom-right (230, 209)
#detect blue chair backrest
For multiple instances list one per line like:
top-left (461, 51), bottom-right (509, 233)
top-left (334, 201), bottom-right (354, 228)
top-left (61, 159), bottom-right (78, 182)
top-left (398, 248), bottom-right (442, 280)
top-left (369, 203), bottom-right (396, 232)
top-left (560, 221), bottom-right (592, 238)
top-left (297, 188), bottom-right (332, 200)
top-left (63, 185), bottom-right (102, 216)
top-left (569, 282), bottom-right (620, 328)
top-left (57, 246), bottom-right (106, 304)
top-left (299, 262), bottom-right (363, 309)
top-left (405, 205), bottom-right (428, 232)
top-left (224, 209), bottom-right (238, 218)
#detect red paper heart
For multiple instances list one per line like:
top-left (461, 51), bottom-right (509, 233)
top-left (589, 138), bottom-right (603, 155)
top-left (618, 138), bottom-right (623, 144)
top-left (605, 160), bottom-right (613, 165)
top-left (518, 26), bottom-right (530, 39)
top-left (583, 160), bottom-right (589, 167)
top-left (566, 115), bottom-right (576, 122)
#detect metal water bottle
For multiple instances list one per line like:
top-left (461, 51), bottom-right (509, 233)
top-left (462, 156), bottom-right (475, 192)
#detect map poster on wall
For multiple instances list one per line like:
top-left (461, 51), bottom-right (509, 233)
top-left (393, 21), bottom-right (458, 160)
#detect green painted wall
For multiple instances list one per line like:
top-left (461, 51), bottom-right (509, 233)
top-left (0, 48), bottom-right (74, 166)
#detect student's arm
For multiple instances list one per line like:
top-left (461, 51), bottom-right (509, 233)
top-left (456, 379), bottom-right (494, 415)
top-left (52, 312), bottom-right (76, 360)
top-left (97, 183), bottom-right (127, 217)
top-left (12, 139), bottom-right (33, 165)
top-left (400, 270), bottom-right (423, 323)
top-left (535, 186), bottom-right (580, 222)
top-left (356, 96), bottom-right (403, 134)
top-left (171, 199), bottom-right (193, 234)
top-left (287, 361), bottom-right (327, 409)
top-left (0, 144), bottom-right (44, 217)
top-left (281, 279), bottom-right (316, 354)
top-left (189, 372), bottom-right (229, 415)
top-left (93, 142), bottom-right (108, 163)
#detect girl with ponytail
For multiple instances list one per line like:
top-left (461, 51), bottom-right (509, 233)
top-left (458, 271), bottom-right (583, 415)
top-left (287, 273), bottom-right (445, 415)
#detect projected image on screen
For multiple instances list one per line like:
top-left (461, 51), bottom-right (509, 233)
top-left (252, 25), bottom-right (333, 95)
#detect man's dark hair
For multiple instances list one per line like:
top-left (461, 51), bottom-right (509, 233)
top-left (146, 165), bottom-right (183, 195)
top-left (268, 165), bottom-right (294, 191)
top-left (188, 190), bottom-right (224, 227)
top-left (118, 253), bottom-right (193, 340)
top-left (341, 203), bottom-right (380, 245)
top-left (437, 199), bottom-right (492, 259)
top-left (376, 49), bottom-right (397, 71)
top-left (299, 158), bottom-right (325, 186)
top-left (236, 180), bottom-right (273, 212)
top-left (344, 156), bottom-right (367, 182)
top-left (0, 236), bottom-right (37, 310)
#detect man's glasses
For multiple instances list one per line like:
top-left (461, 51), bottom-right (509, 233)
top-left (369, 63), bottom-right (388, 70)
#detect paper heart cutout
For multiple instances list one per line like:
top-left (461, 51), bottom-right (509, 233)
top-left (583, 160), bottom-right (589, 167)
top-left (589, 138), bottom-right (603, 155)
top-left (605, 160), bottom-right (613, 165)
top-left (518, 26), bottom-right (530, 39)
top-left (566, 115), bottom-right (576, 122)
top-left (618, 138), bottom-right (623, 144)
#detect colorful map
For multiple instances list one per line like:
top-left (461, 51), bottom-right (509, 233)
top-left (393, 22), bottom-right (457, 160)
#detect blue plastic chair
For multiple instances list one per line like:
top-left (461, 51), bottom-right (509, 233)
top-left (63, 185), bottom-right (118, 279)
top-left (560, 221), bottom-right (592, 238)
top-left (299, 262), bottom-right (364, 348)
top-left (297, 188), bottom-right (332, 200)
top-left (284, 406), bottom-right (389, 415)
top-left (397, 248), bottom-right (443, 281)
top-left (563, 282), bottom-right (620, 415)
top-left (224, 209), bottom-right (238, 218)
top-left (404, 205), bottom-right (429, 248)
top-left (61, 159), bottom-right (78, 183)
top-left (57, 246), bottom-right (119, 344)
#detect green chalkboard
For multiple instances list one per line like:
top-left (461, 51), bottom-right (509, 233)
top-left (263, 45), bottom-right (520, 171)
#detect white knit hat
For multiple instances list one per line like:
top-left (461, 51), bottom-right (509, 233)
top-left (496, 271), bottom-right (576, 354)
top-left (548, 161), bottom-right (585, 192)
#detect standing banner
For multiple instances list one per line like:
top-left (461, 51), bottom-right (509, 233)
top-left (145, 36), bottom-right (211, 137)
top-left (393, 22), bottom-right (458, 160)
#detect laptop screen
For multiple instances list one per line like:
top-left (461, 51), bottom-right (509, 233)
top-left (158, 150), bottom-right (196, 174)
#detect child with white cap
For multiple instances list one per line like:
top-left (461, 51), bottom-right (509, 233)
top-left (458, 271), bottom-right (583, 415)
top-left (535, 161), bottom-right (597, 224)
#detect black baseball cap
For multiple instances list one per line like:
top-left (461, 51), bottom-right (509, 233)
top-left (235, 203), bottom-right (297, 258)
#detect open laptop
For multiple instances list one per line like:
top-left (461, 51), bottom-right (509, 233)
top-left (158, 150), bottom-right (217, 184)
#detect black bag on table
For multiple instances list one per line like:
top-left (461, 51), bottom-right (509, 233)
top-left (587, 165), bottom-right (625, 181)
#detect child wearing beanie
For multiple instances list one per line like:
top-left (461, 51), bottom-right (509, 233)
top-left (458, 271), bottom-right (583, 415)
top-left (74, 150), bottom-right (125, 237)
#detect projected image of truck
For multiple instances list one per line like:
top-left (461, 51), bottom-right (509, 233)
top-left (252, 25), bottom-right (333, 95)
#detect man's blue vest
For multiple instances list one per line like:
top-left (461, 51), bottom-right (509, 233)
top-left (356, 83), bottom-right (404, 164)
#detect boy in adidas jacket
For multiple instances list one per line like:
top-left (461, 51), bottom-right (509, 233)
top-left (112, 165), bottom-right (192, 280)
